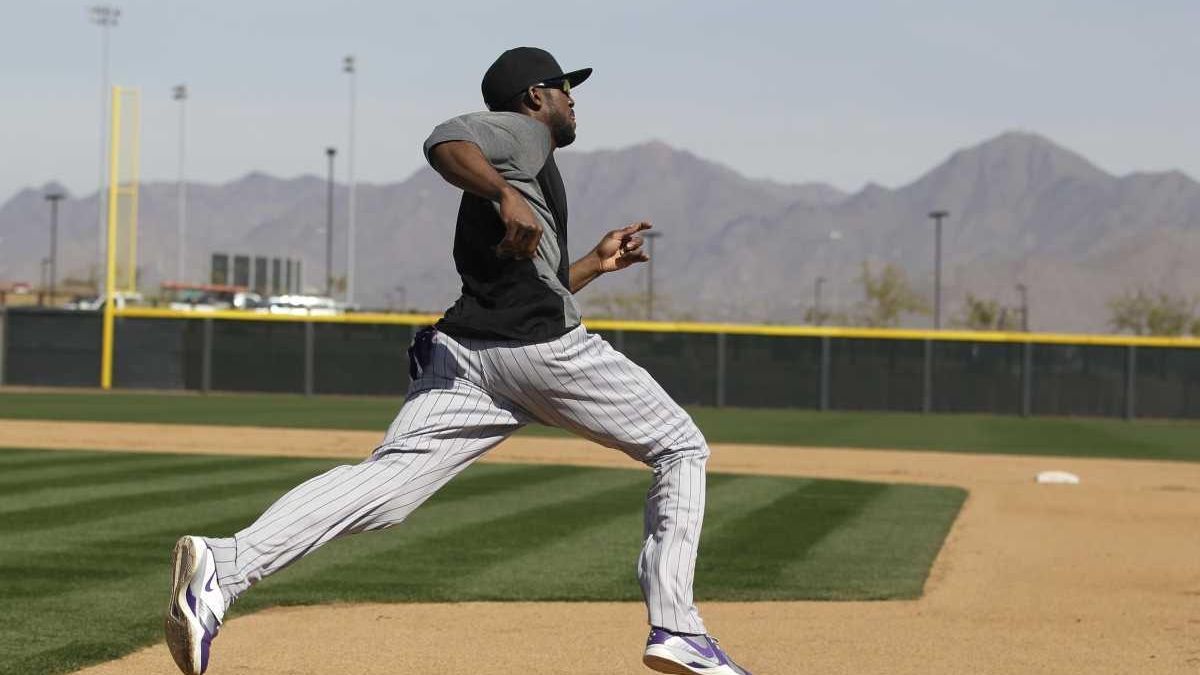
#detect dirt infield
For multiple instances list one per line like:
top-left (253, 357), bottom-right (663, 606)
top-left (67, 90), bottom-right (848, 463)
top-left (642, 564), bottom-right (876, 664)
top-left (1, 420), bottom-right (1197, 674)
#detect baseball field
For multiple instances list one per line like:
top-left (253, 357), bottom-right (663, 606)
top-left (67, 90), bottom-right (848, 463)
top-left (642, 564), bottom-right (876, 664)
top-left (1, 390), bottom-right (1198, 674)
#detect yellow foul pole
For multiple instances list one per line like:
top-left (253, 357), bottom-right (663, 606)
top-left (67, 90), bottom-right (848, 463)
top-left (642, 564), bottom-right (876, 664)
top-left (100, 86), bottom-right (122, 389)
top-left (126, 92), bottom-right (141, 292)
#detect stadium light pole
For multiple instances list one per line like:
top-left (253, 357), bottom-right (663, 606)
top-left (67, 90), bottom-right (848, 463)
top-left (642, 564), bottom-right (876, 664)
top-left (45, 192), bottom-right (64, 305)
top-left (928, 210), bottom-right (949, 329)
top-left (1017, 282), bottom-right (1029, 332)
top-left (814, 276), bottom-right (826, 325)
top-left (173, 84), bottom-right (188, 283)
top-left (325, 147), bottom-right (337, 297)
top-left (343, 55), bottom-right (357, 306)
top-left (393, 284), bottom-right (406, 313)
top-left (813, 229), bottom-right (841, 324)
top-left (89, 4), bottom-right (120, 288)
top-left (643, 230), bottom-right (663, 320)
top-left (39, 258), bottom-right (50, 306)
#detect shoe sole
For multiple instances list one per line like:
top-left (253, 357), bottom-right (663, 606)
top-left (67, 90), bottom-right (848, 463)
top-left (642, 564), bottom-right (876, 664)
top-left (644, 648), bottom-right (741, 675)
top-left (164, 537), bottom-right (203, 675)
top-left (644, 653), bottom-right (703, 674)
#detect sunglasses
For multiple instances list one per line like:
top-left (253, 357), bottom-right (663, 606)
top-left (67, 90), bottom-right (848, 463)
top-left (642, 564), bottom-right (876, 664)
top-left (534, 78), bottom-right (572, 96)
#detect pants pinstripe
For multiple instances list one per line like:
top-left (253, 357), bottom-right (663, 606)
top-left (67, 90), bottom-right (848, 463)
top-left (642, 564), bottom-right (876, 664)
top-left (205, 325), bottom-right (709, 634)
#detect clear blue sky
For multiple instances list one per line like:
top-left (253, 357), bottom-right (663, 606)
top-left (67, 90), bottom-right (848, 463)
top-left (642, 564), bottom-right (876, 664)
top-left (3, 0), bottom-right (1197, 201)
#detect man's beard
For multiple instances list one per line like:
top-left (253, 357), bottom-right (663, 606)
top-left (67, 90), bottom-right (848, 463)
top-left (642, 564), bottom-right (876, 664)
top-left (550, 110), bottom-right (576, 147)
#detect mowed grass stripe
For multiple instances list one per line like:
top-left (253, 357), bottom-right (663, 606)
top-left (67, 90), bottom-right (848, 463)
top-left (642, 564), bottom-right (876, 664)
top-left (2, 515), bottom-right (252, 600)
top-left (2, 462), bottom-right (579, 556)
top-left (239, 467), bottom-right (650, 609)
top-left (0, 467), bottom-right (338, 551)
top-left (451, 503), bottom-right (644, 601)
top-left (232, 464), bottom-right (615, 596)
top-left (702, 475), bottom-right (817, 524)
top-left (452, 473), bottom-right (776, 600)
top-left (0, 448), bottom-right (51, 463)
top-left (0, 462), bottom-right (338, 530)
top-left (777, 484), bottom-right (967, 600)
top-left (0, 640), bottom-right (133, 675)
top-left (0, 463), bottom-right (558, 570)
top-left (0, 451), bottom-right (217, 488)
top-left (0, 465), bottom-right (585, 603)
top-left (414, 478), bottom-right (653, 601)
top-left (0, 455), bottom-right (296, 507)
top-left (0, 467), bottom-right (555, 602)
top-left (696, 479), bottom-right (890, 598)
top-left (0, 449), bottom-right (156, 474)
top-left (0, 448), bottom-right (120, 468)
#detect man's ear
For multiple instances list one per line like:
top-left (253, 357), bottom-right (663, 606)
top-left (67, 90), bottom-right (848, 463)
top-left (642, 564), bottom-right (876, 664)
top-left (525, 86), bottom-right (546, 111)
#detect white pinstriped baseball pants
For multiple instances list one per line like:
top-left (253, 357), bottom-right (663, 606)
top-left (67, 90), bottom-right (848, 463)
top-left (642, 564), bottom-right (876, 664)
top-left (205, 325), bottom-right (710, 634)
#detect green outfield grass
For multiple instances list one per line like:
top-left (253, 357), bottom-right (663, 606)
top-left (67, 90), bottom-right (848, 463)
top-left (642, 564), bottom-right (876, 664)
top-left (0, 447), bottom-right (964, 675)
top-left (3, 390), bottom-right (1200, 462)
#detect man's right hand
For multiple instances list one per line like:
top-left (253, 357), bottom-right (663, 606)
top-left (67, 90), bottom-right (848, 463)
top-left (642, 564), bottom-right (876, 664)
top-left (495, 187), bottom-right (543, 259)
top-left (428, 141), bottom-right (543, 260)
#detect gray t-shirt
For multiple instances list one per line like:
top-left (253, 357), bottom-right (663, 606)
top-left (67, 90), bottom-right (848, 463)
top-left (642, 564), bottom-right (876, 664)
top-left (424, 112), bottom-right (582, 341)
top-left (424, 112), bottom-right (551, 182)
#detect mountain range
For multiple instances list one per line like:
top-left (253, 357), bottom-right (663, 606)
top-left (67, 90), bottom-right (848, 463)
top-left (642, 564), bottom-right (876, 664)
top-left (3, 131), bottom-right (1200, 333)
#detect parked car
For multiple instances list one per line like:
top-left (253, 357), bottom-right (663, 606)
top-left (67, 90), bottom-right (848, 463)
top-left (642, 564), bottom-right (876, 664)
top-left (161, 283), bottom-right (266, 312)
top-left (62, 291), bottom-right (145, 311)
top-left (264, 294), bottom-right (341, 316)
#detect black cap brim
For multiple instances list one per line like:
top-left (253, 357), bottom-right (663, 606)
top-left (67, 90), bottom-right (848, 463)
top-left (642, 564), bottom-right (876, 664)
top-left (562, 68), bottom-right (592, 88)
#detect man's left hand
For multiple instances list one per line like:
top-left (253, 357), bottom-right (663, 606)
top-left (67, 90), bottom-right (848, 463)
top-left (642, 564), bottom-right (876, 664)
top-left (593, 222), bottom-right (652, 273)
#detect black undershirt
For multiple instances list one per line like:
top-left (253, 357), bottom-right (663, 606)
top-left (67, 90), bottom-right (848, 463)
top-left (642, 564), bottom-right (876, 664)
top-left (435, 154), bottom-right (574, 342)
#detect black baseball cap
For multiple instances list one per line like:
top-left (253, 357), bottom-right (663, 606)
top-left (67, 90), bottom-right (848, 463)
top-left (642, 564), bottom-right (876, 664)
top-left (481, 47), bottom-right (592, 111)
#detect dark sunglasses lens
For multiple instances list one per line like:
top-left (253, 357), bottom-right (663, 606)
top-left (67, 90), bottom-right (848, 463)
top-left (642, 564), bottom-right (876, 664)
top-left (539, 79), bottom-right (571, 95)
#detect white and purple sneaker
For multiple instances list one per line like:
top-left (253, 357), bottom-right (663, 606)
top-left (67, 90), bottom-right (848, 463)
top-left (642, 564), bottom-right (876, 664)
top-left (164, 536), bottom-right (225, 675)
top-left (643, 627), bottom-right (752, 674)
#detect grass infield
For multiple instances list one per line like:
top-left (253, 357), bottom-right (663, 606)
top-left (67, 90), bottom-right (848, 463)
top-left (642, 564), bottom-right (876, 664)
top-left (2, 390), bottom-right (1200, 462)
top-left (0, 447), bottom-right (965, 675)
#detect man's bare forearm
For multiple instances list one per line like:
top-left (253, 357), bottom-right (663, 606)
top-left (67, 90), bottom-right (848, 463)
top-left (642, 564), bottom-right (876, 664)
top-left (569, 254), bottom-right (604, 294)
top-left (428, 141), bottom-right (517, 202)
top-left (570, 222), bottom-right (653, 293)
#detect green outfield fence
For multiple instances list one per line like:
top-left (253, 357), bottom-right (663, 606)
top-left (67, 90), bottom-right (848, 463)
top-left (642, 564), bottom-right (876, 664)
top-left (3, 306), bottom-right (1200, 420)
